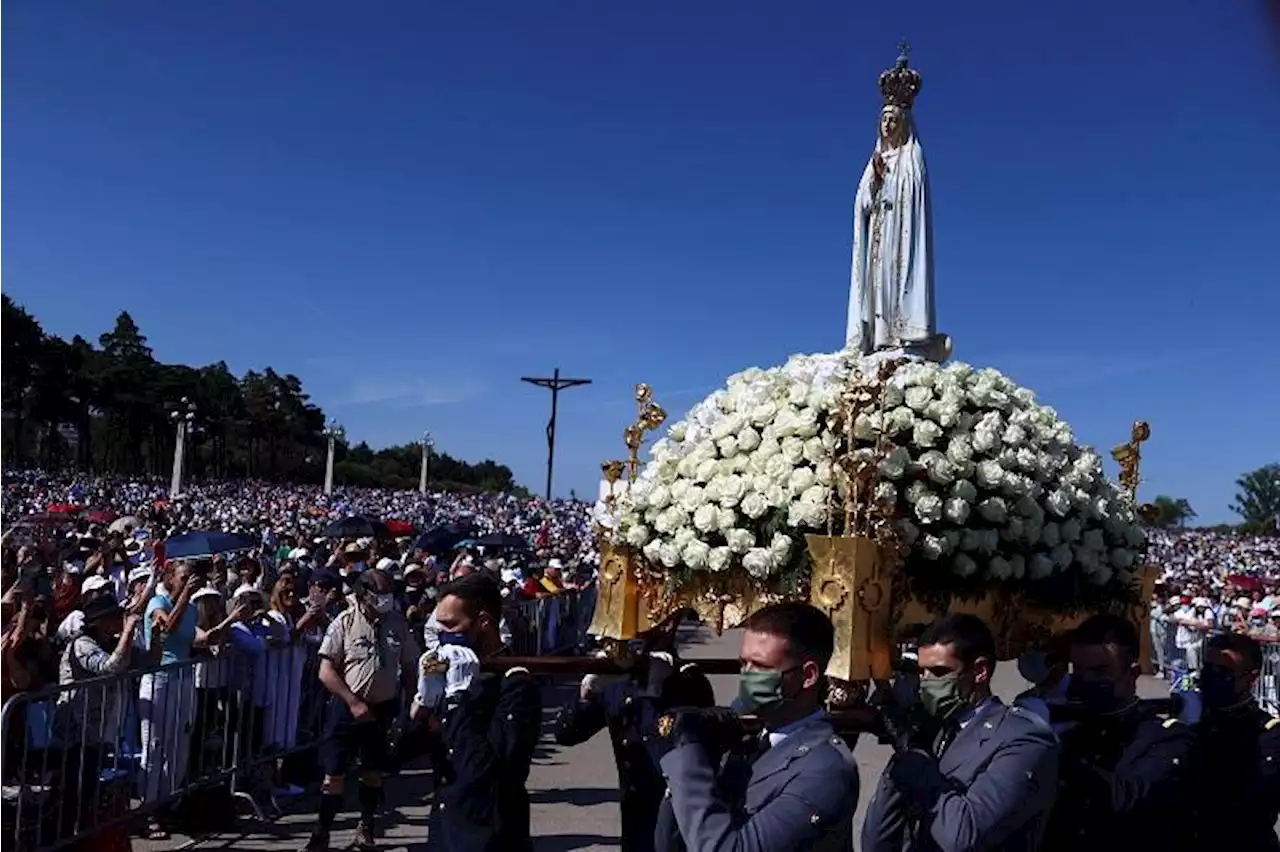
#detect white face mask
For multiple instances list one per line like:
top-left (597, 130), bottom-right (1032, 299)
top-left (372, 593), bottom-right (395, 615)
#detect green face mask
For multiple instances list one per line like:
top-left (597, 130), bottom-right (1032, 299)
top-left (918, 674), bottom-right (965, 722)
top-left (738, 667), bottom-right (793, 714)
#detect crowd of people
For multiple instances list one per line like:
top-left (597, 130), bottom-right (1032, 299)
top-left (0, 470), bottom-right (600, 850)
top-left (1147, 528), bottom-right (1280, 691)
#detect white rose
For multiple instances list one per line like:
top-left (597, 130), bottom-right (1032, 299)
top-left (1049, 543), bottom-right (1072, 570)
top-left (726, 528), bottom-right (755, 554)
top-left (715, 507), bottom-right (737, 532)
top-left (977, 496), bottom-right (1008, 524)
top-left (763, 453), bottom-right (791, 484)
top-left (673, 527), bottom-right (696, 549)
top-left (1028, 553), bottom-right (1054, 579)
top-left (788, 466), bottom-right (816, 496)
top-left (912, 419), bottom-right (944, 448)
top-left (676, 456), bottom-right (698, 480)
top-left (944, 496), bottom-right (970, 524)
top-left (906, 481), bottom-right (930, 505)
top-left (658, 541), bottom-right (681, 568)
top-left (987, 556), bottom-right (1012, 580)
top-left (1041, 522), bottom-right (1061, 548)
top-left (874, 481), bottom-right (898, 506)
top-left (648, 485), bottom-right (671, 510)
top-left (764, 484), bottom-right (787, 508)
top-left (717, 436), bottom-right (740, 459)
top-left (951, 479), bottom-right (978, 503)
top-left (878, 446), bottom-right (912, 480)
top-left (953, 554), bottom-right (978, 578)
top-left (794, 408), bottom-right (820, 439)
top-left (692, 504), bottom-right (718, 534)
top-left (921, 451), bottom-right (957, 486)
top-left (678, 484), bottom-right (704, 512)
top-left (915, 494), bottom-right (944, 524)
top-left (717, 475), bottom-right (747, 508)
top-left (801, 484), bottom-right (827, 506)
top-left (896, 519), bottom-right (921, 545)
top-left (695, 459), bottom-right (719, 484)
top-left (920, 534), bottom-right (946, 560)
top-left (781, 437), bottom-right (805, 467)
top-left (742, 548), bottom-right (775, 579)
top-left (787, 499), bottom-right (824, 529)
top-left (769, 532), bottom-right (793, 563)
top-left (682, 540), bottom-right (711, 571)
top-left (854, 412), bottom-right (884, 440)
top-left (1009, 554), bottom-right (1026, 578)
top-left (905, 385), bottom-right (933, 411)
top-left (642, 538), bottom-right (663, 564)
top-left (1045, 489), bottom-right (1073, 517)
top-left (740, 491), bottom-right (769, 520)
top-left (886, 406), bottom-right (916, 435)
top-left (802, 437), bottom-right (826, 465)
top-left (1109, 548), bottom-right (1135, 570)
top-left (624, 524), bottom-right (650, 548)
top-left (708, 546), bottom-right (733, 573)
top-left (975, 460), bottom-right (1004, 490)
top-left (815, 460), bottom-right (834, 486)
top-left (737, 427), bottom-right (761, 453)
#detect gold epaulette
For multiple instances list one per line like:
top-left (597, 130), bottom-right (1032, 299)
top-left (1162, 717), bottom-right (1180, 729)
top-left (1265, 717), bottom-right (1279, 732)
top-left (505, 666), bottom-right (530, 678)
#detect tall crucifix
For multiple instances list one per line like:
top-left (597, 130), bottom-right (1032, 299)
top-left (521, 367), bottom-right (592, 501)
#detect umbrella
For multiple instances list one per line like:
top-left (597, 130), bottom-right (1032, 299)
top-left (415, 523), bottom-right (474, 556)
top-left (321, 516), bottom-right (391, 540)
top-left (47, 503), bottom-right (81, 515)
top-left (86, 510), bottom-right (119, 524)
top-left (473, 532), bottom-right (530, 550)
top-left (109, 515), bottom-right (144, 534)
top-left (385, 519), bottom-right (416, 538)
top-left (164, 531), bottom-right (257, 560)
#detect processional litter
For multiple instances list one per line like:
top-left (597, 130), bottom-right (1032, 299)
top-left (583, 44), bottom-right (1161, 689)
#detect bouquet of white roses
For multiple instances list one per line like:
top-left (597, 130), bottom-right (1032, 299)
top-left (614, 352), bottom-right (1145, 597)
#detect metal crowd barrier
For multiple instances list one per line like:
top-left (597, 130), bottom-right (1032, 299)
top-left (505, 587), bottom-right (595, 656)
top-left (1148, 621), bottom-right (1280, 713)
top-left (1, 590), bottom-right (597, 851)
top-left (1, 643), bottom-right (326, 852)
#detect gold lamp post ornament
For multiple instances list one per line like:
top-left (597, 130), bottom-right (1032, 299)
top-left (625, 383), bottom-right (667, 482)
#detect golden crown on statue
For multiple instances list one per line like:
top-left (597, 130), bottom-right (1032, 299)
top-left (879, 41), bottom-right (923, 109)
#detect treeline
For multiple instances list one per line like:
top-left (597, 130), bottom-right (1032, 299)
top-left (1, 296), bottom-right (520, 493)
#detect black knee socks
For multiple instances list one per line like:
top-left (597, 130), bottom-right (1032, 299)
top-left (318, 792), bottom-right (342, 832)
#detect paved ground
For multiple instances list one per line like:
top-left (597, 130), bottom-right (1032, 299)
top-left (147, 625), bottom-right (1176, 852)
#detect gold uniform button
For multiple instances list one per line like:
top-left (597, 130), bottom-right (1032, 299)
top-left (810, 813), bottom-right (821, 825)
top-left (796, 745), bottom-right (810, 755)
top-left (506, 713), bottom-right (514, 720)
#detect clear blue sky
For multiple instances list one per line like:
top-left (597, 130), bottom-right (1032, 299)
top-left (4, 1), bottom-right (1278, 521)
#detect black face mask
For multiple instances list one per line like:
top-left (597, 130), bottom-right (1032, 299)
top-left (1067, 677), bottom-right (1121, 713)
top-left (1199, 667), bottom-right (1241, 709)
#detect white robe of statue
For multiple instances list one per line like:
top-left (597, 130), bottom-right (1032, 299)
top-left (846, 108), bottom-right (938, 357)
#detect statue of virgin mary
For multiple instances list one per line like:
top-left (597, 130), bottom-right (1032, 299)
top-left (846, 45), bottom-right (949, 361)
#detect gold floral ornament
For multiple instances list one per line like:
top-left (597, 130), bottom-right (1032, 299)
top-left (590, 383), bottom-right (669, 641)
top-left (626, 384), bottom-right (668, 482)
top-left (657, 714), bottom-right (676, 739)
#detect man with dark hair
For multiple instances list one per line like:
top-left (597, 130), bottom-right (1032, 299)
top-left (420, 572), bottom-right (541, 852)
top-left (1042, 612), bottom-right (1196, 852)
top-left (1187, 630), bottom-right (1280, 850)
top-left (654, 601), bottom-right (859, 852)
top-left (862, 613), bottom-right (1059, 852)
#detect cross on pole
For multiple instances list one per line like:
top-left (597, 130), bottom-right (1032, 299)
top-left (521, 367), bottom-right (591, 501)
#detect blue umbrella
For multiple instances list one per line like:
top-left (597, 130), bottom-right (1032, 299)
top-left (164, 531), bottom-right (257, 560)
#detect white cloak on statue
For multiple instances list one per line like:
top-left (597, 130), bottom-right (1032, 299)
top-left (846, 112), bottom-right (936, 355)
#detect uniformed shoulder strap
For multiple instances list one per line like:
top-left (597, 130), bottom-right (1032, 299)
top-left (679, 662), bottom-right (699, 674)
top-left (505, 666), bottom-right (530, 678)
top-left (1266, 717), bottom-right (1280, 731)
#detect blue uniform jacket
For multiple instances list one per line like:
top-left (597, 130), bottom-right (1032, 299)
top-left (862, 698), bottom-right (1059, 852)
top-left (1189, 704), bottom-right (1280, 851)
top-left (1041, 706), bottom-right (1195, 852)
top-left (427, 667), bottom-right (543, 852)
top-left (555, 668), bottom-right (715, 852)
top-left (655, 714), bottom-right (859, 852)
